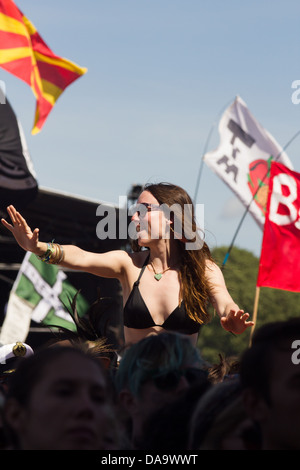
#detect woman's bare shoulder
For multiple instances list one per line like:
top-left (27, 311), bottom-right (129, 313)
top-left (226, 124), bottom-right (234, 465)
top-left (205, 258), bottom-right (219, 271)
top-left (118, 250), bottom-right (150, 293)
top-left (205, 259), bottom-right (225, 282)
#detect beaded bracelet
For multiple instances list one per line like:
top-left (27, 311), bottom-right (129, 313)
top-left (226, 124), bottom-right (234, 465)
top-left (37, 241), bottom-right (55, 262)
top-left (37, 241), bottom-right (64, 265)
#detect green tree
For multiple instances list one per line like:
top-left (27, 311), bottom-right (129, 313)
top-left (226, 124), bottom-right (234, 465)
top-left (197, 246), bottom-right (300, 364)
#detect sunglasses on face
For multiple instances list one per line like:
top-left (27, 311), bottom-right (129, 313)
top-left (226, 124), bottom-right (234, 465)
top-left (147, 367), bottom-right (207, 391)
top-left (131, 203), bottom-right (162, 215)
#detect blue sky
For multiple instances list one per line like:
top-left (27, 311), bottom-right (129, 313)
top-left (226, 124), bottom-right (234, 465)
top-left (2, 0), bottom-right (300, 258)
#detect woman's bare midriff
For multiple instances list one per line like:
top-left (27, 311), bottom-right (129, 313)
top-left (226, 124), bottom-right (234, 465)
top-left (123, 326), bottom-right (198, 346)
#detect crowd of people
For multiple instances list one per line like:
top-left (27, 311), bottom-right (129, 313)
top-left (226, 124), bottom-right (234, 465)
top-left (0, 182), bottom-right (299, 450)
top-left (0, 318), bottom-right (299, 451)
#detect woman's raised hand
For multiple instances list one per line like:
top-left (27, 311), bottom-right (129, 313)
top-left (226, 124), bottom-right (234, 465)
top-left (220, 309), bottom-right (254, 335)
top-left (1, 205), bottom-right (40, 253)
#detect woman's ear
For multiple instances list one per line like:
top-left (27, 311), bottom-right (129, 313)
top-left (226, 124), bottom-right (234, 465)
top-left (166, 218), bottom-right (173, 228)
top-left (168, 217), bottom-right (189, 243)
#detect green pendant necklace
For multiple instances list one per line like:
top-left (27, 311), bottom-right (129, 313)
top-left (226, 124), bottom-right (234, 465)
top-left (150, 261), bottom-right (171, 281)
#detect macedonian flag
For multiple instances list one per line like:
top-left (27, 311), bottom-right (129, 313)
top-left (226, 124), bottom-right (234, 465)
top-left (0, 0), bottom-right (87, 133)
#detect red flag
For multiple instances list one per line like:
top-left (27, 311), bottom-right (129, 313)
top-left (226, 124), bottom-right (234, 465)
top-left (0, 0), bottom-right (87, 134)
top-left (257, 161), bottom-right (300, 292)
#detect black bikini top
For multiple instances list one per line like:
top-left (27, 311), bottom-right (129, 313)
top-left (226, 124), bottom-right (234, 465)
top-left (123, 255), bottom-right (201, 335)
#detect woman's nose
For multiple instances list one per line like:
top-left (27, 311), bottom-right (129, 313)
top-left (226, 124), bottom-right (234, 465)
top-left (131, 210), bottom-right (139, 222)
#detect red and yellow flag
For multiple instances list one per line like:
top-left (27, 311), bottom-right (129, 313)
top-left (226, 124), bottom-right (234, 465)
top-left (0, 0), bottom-right (87, 134)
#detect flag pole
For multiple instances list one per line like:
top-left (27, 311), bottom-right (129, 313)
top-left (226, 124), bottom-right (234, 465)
top-left (193, 125), bottom-right (215, 203)
top-left (221, 127), bottom-right (300, 269)
top-left (249, 286), bottom-right (260, 346)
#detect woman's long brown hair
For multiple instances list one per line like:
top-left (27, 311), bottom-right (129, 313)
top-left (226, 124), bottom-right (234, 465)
top-left (132, 182), bottom-right (213, 325)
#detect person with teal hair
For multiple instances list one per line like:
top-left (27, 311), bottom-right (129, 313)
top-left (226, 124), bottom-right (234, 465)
top-left (114, 332), bottom-right (209, 448)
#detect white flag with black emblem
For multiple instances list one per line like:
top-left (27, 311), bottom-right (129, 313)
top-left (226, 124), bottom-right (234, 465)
top-left (203, 96), bottom-right (293, 228)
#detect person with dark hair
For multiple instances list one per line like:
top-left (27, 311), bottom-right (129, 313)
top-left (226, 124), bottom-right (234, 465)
top-left (240, 318), bottom-right (300, 450)
top-left (1, 182), bottom-right (253, 346)
top-left (187, 378), bottom-right (260, 450)
top-left (3, 346), bottom-right (123, 450)
top-left (135, 381), bottom-right (211, 451)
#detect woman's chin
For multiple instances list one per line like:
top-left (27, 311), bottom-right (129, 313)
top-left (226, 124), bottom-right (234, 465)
top-left (136, 232), bottom-right (151, 246)
top-left (137, 237), bottom-right (150, 247)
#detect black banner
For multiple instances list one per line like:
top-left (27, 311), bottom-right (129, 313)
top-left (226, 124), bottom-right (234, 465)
top-left (0, 91), bottom-right (38, 212)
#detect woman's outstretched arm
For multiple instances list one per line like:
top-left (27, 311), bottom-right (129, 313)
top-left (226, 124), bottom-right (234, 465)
top-left (1, 205), bottom-right (129, 280)
top-left (205, 259), bottom-right (254, 334)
